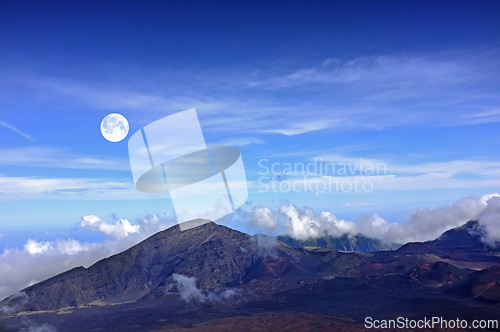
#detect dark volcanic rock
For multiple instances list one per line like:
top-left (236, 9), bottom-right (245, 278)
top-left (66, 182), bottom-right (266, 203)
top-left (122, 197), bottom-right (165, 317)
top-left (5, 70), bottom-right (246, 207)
top-left (446, 266), bottom-right (500, 304)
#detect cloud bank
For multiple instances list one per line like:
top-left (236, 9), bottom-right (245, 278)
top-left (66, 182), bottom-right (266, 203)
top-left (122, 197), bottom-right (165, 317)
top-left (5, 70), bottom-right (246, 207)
top-left (256, 193), bottom-right (500, 244)
top-left (0, 214), bottom-right (176, 301)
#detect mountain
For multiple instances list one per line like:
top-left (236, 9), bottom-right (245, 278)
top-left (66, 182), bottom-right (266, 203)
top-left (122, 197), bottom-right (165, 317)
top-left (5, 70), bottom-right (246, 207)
top-left (396, 220), bottom-right (500, 270)
top-left (4, 220), bottom-right (323, 313)
top-left (277, 233), bottom-right (401, 252)
top-left (398, 220), bottom-right (488, 254)
top-left (1, 220), bottom-right (499, 332)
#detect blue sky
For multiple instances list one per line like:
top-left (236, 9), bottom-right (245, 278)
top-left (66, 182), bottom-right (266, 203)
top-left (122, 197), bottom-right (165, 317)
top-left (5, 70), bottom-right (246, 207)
top-left (1, 0), bottom-right (500, 251)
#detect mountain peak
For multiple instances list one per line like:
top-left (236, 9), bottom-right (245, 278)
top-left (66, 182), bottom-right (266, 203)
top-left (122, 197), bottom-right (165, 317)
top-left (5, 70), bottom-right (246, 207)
top-left (397, 220), bottom-right (493, 255)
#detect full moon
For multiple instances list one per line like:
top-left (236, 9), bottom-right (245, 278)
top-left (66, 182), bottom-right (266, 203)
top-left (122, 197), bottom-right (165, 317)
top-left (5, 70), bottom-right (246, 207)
top-left (100, 113), bottom-right (129, 142)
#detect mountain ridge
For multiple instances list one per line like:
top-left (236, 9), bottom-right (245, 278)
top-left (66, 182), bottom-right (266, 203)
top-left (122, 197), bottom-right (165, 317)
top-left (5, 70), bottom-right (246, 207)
top-left (277, 233), bottom-right (401, 252)
top-left (1, 219), bottom-right (499, 332)
top-left (397, 220), bottom-right (496, 255)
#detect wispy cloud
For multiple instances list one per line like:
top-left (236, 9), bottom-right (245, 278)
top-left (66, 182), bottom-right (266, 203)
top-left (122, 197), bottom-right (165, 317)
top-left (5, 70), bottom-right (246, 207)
top-left (47, 81), bottom-right (225, 116)
top-left (459, 107), bottom-right (500, 125)
top-left (317, 154), bottom-right (500, 178)
top-left (0, 147), bottom-right (129, 171)
top-left (172, 273), bottom-right (239, 304)
top-left (210, 136), bottom-right (263, 147)
top-left (0, 174), bottom-right (144, 200)
top-left (261, 120), bottom-right (335, 136)
top-left (246, 48), bottom-right (500, 133)
top-left (0, 147), bottom-right (142, 200)
top-left (4, 47), bottom-right (499, 138)
top-left (266, 174), bottom-right (500, 195)
top-left (257, 153), bottom-right (500, 193)
top-left (0, 120), bottom-right (34, 141)
top-left (250, 51), bottom-right (498, 91)
top-left (9, 74), bottom-right (228, 120)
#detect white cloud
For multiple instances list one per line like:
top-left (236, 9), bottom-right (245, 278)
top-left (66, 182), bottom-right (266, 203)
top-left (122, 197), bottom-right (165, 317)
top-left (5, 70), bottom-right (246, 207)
top-left (388, 195), bottom-right (489, 243)
top-left (171, 273), bottom-right (238, 304)
top-left (279, 204), bottom-right (355, 240)
top-left (24, 239), bottom-right (52, 255)
top-left (79, 215), bottom-right (140, 239)
top-left (478, 196), bottom-right (500, 246)
top-left (249, 206), bottom-right (277, 230)
top-left (208, 288), bottom-right (238, 303)
top-left (356, 214), bottom-right (391, 240)
top-left (54, 239), bottom-right (95, 255)
top-left (0, 244), bottom-right (104, 302)
top-left (172, 273), bottom-right (206, 303)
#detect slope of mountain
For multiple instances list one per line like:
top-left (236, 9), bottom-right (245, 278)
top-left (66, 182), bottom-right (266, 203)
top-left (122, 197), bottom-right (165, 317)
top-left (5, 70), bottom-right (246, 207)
top-left (396, 220), bottom-right (500, 270)
top-left (277, 233), bottom-right (400, 252)
top-left (446, 266), bottom-right (500, 303)
top-left (1, 220), bottom-right (499, 332)
top-left (406, 261), bottom-right (469, 285)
